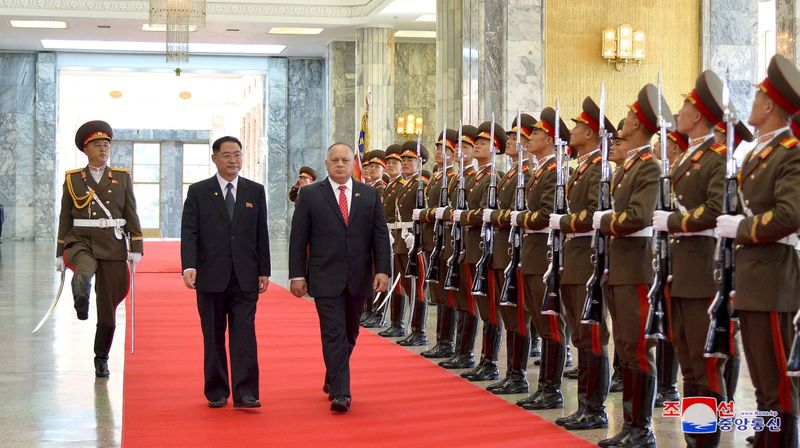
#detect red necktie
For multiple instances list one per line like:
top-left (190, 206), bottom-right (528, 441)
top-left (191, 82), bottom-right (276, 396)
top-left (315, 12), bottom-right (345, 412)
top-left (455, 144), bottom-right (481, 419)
top-left (338, 185), bottom-right (349, 224)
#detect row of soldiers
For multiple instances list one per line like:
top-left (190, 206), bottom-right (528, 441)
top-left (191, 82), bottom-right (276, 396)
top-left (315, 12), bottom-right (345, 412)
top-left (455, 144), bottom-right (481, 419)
top-left (344, 54), bottom-right (799, 448)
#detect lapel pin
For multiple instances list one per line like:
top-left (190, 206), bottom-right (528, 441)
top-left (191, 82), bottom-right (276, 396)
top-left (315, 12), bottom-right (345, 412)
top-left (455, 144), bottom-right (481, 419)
top-left (214, 192), bottom-right (218, 196)
top-left (246, 202), bottom-right (254, 208)
top-left (355, 193), bottom-right (361, 198)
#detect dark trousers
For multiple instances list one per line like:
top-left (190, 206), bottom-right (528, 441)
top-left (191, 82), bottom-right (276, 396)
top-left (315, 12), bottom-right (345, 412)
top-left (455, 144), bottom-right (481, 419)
top-left (315, 290), bottom-right (367, 398)
top-left (64, 242), bottom-right (129, 326)
top-left (196, 273), bottom-right (259, 402)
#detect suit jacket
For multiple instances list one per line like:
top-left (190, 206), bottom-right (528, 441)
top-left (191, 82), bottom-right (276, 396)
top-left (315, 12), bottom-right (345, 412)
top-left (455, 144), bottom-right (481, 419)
top-left (490, 163), bottom-right (531, 270)
top-left (734, 131), bottom-right (800, 312)
top-left (559, 151), bottom-right (602, 285)
top-left (57, 166), bottom-right (144, 260)
top-left (289, 178), bottom-right (391, 298)
top-left (517, 157), bottom-right (556, 276)
top-left (600, 147), bottom-right (659, 286)
top-left (666, 138), bottom-right (725, 298)
top-left (181, 175), bottom-right (271, 293)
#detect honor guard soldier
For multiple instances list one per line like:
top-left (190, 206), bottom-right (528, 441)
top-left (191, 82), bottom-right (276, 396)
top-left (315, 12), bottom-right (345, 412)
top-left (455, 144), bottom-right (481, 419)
top-left (439, 125), bottom-right (480, 369)
top-left (485, 114), bottom-right (535, 395)
top-left (370, 144), bottom-right (406, 330)
top-left (56, 120), bottom-right (144, 377)
top-left (392, 142), bottom-right (430, 345)
top-left (417, 129), bottom-right (459, 358)
top-left (512, 107), bottom-right (570, 410)
top-left (593, 85), bottom-right (668, 448)
top-left (607, 117), bottom-right (628, 395)
top-left (364, 150), bottom-right (388, 192)
top-left (456, 121), bottom-right (507, 382)
top-left (550, 97), bottom-right (616, 429)
top-left (289, 166), bottom-right (317, 203)
top-left (715, 54), bottom-right (800, 446)
top-left (650, 70), bottom-right (732, 447)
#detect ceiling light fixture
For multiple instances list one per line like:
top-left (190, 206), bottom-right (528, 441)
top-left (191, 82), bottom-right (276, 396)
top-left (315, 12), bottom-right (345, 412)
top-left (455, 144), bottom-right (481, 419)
top-left (10, 20), bottom-right (68, 29)
top-left (41, 39), bottom-right (286, 55)
top-left (394, 30), bottom-right (436, 39)
top-left (268, 27), bottom-right (324, 35)
top-left (148, 0), bottom-right (207, 63)
top-left (142, 24), bottom-right (197, 32)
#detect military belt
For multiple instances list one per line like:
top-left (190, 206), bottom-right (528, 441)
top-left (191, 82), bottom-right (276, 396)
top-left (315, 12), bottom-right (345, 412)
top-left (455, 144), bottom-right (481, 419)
top-left (673, 229), bottom-right (715, 237)
top-left (524, 228), bottom-right (550, 234)
top-left (618, 227), bottom-right (654, 238)
top-left (73, 218), bottom-right (127, 228)
top-left (567, 231), bottom-right (593, 238)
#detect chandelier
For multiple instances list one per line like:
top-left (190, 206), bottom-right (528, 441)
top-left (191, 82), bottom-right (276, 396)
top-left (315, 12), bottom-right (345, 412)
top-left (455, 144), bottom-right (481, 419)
top-left (149, 0), bottom-right (206, 63)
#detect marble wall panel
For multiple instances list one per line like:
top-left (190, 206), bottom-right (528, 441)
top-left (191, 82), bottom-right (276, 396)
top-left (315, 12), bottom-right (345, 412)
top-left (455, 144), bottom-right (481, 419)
top-left (356, 27), bottom-right (396, 151)
top-left (777, 0), bottom-right (800, 64)
top-left (0, 54), bottom-right (35, 114)
top-left (436, 0), bottom-right (463, 131)
top-left (112, 141), bottom-right (134, 171)
top-left (395, 43), bottom-right (437, 151)
top-left (327, 41), bottom-right (356, 147)
top-left (159, 141), bottom-right (183, 238)
top-left (266, 58), bottom-right (289, 240)
top-left (34, 53), bottom-right (57, 240)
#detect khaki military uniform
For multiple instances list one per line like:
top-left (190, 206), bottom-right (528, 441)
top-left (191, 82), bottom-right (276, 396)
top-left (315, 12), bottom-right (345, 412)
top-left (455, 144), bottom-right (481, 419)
top-left (394, 174), bottom-right (428, 304)
top-left (734, 131), bottom-right (800, 414)
top-left (599, 147), bottom-right (658, 374)
top-left (440, 165), bottom-right (477, 312)
top-left (557, 151), bottom-right (609, 354)
top-left (664, 138), bottom-right (727, 394)
top-left (419, 166), bottom-right (456, 305)
top-left (379, 175), bottom-right (407, 318)
top-left (57, 166), bottom-right (143, 326)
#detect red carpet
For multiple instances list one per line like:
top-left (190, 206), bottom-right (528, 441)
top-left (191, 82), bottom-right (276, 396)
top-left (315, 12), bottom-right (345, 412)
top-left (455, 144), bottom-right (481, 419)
top-left (134, 239), bottom-right (181, 273)
top-left (122, 243), bottom-right (593, 447)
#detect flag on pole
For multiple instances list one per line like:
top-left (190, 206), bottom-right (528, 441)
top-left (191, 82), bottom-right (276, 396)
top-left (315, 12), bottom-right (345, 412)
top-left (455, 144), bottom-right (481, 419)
top-left (354, 90), bottom-right (371, 182)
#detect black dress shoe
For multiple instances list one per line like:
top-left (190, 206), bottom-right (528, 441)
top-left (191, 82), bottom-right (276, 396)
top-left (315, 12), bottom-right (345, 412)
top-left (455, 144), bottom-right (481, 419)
top-left (397, 332), bottom-right (428, 346)
top-left (564, 366), bottom-right (579, 379)
top-left (378, 325), bottom-right (405, 338)
top-left (554, 408), bottom-right (584, 426)
top-left (94, 357), bottom-right (109, 377)
top-left (562, 411), bottom-right (608, 430)
top-left (330, 395), bottom-right (351, 413)
top-left (519, 389), bottom-right (563, 410)
top-left (207, 398), bottom-right (227, 408)
top-left (439, 354), bottom-right (475, 369)
top-left (420, 344), bottom-right (453, 358)
top-left (461, 363), bottom-right (500, 382)
top-left (233, 396), bottom-right (261, 408)
top-left (654, 388), bottom-right (681, 407)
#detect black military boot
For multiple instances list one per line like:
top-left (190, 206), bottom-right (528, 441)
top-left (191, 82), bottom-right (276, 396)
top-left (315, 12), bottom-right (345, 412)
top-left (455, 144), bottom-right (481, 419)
top-left (557, 349), bottom-right (587, 426)
top-left (598, 367), bottom-right (633, 447)
top-left (754, 412), bottom-right (798, 448)
top-left (462, 322), bottom-right (501, 381)
top-left (398, 298), bottom-right (428, 346)
top-left (655, 339), bottom-right (681, 407)
top-left (439, 311), bottom-right (477, 369)
top-left (520, 338), bottom-right (565, 410)
top-left (489, 332), bottom-right (530, 394)
top-left (565, 347), bottom-right (573, 368)
top-left (420, 304), bottom-right (445, 356)
top-left (723, 353), bottom-right (741, 402)
top-left (530, 326), bottom-right (542, 357)
top-left (609, 350), bottom-right (623, 392)
top-left (685, 385), bottom-right (724, 448)
top-left (565, 351), bottom-right (610, 430)
top-left (613, 370), bottom-right (656, 448)
top-left (378, 293), bottom-right (406, 337)
top-left (486, 329), bottom-right (515, 393)
top-left (422, 304), bottom-right (457, 358)
top-left (94, 323), bottom-right (115, 377)
top-left (72, 273), bottom-right (92, 320)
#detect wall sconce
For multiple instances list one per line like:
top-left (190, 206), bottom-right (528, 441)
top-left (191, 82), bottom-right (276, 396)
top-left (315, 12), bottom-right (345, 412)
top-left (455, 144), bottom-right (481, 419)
top-left (397, 114), bottom-right (423, 135)
top-left (602, 23), bottom-right (646, 71)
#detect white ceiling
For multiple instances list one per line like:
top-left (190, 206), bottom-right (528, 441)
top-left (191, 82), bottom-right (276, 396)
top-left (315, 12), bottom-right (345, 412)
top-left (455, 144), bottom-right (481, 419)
top-left (0, 0), bottom-right (436, 58)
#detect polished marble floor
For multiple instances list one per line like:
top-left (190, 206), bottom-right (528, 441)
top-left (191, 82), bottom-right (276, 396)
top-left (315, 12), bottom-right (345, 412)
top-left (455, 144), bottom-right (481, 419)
top-left (0, 240), bottom-right (754, 447)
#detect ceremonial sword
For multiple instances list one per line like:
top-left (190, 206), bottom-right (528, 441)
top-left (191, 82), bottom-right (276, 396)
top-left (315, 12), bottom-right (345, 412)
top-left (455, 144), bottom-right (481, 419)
top-left (32, 269), bottom-right (67, 333)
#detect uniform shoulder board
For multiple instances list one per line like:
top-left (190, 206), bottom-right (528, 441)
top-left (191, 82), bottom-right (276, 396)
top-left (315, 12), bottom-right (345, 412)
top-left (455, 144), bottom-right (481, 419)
top-left (521, 164), bottom-right (530, 173)
top-left (780, 137), bottom-right (799, 149)
top-left (546, 161), bottom-right (557, 171)
top-left (65, 168), bottom-right (83, 175)
top-left (591, 155), bottom-right (602, 164)
top-left (110, 167), bottom-right (130, 172)
top-left (709, 143), bottom-right (727, 155)
top-left (640, 152), bottom-right (654, 161)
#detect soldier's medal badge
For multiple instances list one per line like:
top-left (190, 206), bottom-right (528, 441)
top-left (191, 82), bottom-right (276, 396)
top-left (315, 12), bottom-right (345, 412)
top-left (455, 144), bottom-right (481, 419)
top-left (693, 163), bottom-right (701, 171)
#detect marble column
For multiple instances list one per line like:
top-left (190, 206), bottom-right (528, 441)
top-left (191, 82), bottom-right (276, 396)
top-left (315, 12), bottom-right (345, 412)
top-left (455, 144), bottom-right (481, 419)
top-left (265, 58), bottom-right (289, 240)
top-left (702, 0), bottom-right (758, 123)
top-left (436, 0), bottom-right (463, 131)
top-left (112, 141), bottom-right (134, 171)
top-left (461, 0), bottom-right (544, 128)
top-left (326, 41), bottom-right (356, 147)
top-left (777, 0), bottom-right (800, 64)
top-left (356, 27), bottom-right (395, 151)
top-left (288, 59), bottom-right (326, 190)
top-left (159, 140), bottom-right (183, 238)
top-left (34, 53), bottom-right (57, 240)
top-left (395, 43), bottom-right (437, 151)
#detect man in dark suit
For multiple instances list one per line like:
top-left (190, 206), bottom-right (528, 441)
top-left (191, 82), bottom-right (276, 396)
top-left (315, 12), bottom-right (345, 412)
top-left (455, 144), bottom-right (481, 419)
top-left (181, 136), bottom-right (271, 409)
top-left (289, 142), bottom-right (391, 413)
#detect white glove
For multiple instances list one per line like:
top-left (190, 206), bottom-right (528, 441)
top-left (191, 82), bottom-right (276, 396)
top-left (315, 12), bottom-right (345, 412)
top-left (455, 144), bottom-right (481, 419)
top-left (128, 252), bottom-right (143, 264)
top-left (510, 211), bottom-right (521, 226)
top-left (482, 209), bottom-right (493, 224)
top-left (389, 233), bottom-right (395, 246)
top-left (593, 210), bottom-right (612, 230)
top-left (55, 256), bottom-right (65, 272)
top-left (435, 207), bottom-right (446, 220)
top-left (452, 210), bottom-right (463, 223)
top-left (404, 233), bottom-right (415, 250)
top-left (549, 214), bottom-right (565, 230)
top-left (716, 215), bottom-right (745, 239)
top-left (412, 208), bottom-right (423, 221)
top-left (653, 210), bottom-right (671, 232)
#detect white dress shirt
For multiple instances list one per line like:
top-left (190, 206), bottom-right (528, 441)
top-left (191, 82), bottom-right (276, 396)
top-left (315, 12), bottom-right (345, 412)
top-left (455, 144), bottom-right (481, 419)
top-left (329, 177), bottom-right (353, 214)
top-left (217, 173), bottom-right (239, 200)
top-left (88, 164), bottom-right (107, 183)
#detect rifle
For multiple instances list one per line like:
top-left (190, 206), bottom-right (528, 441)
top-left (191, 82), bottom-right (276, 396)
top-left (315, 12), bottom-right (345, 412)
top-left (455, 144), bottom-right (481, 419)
top-left (471, 114), bottom-right (498, 297)
top-left (426, 122), bottom-right (450, 284)
top-left (444, 123), bottom-right (466, 291)
top-left (787, 309), bottom-right (800, 376)
top-left (500, 110), bottom-right (527, 307)
top-left (542, 99), bottom-right (566, 315)
top-left (405, 131), bottom-right (426, 279)
top-left (581, 85), bottom-right (611, 325)
top-left (704, 69), bottom-right (737, 358)
top-left (645, 71), bottom-right (672, 340)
